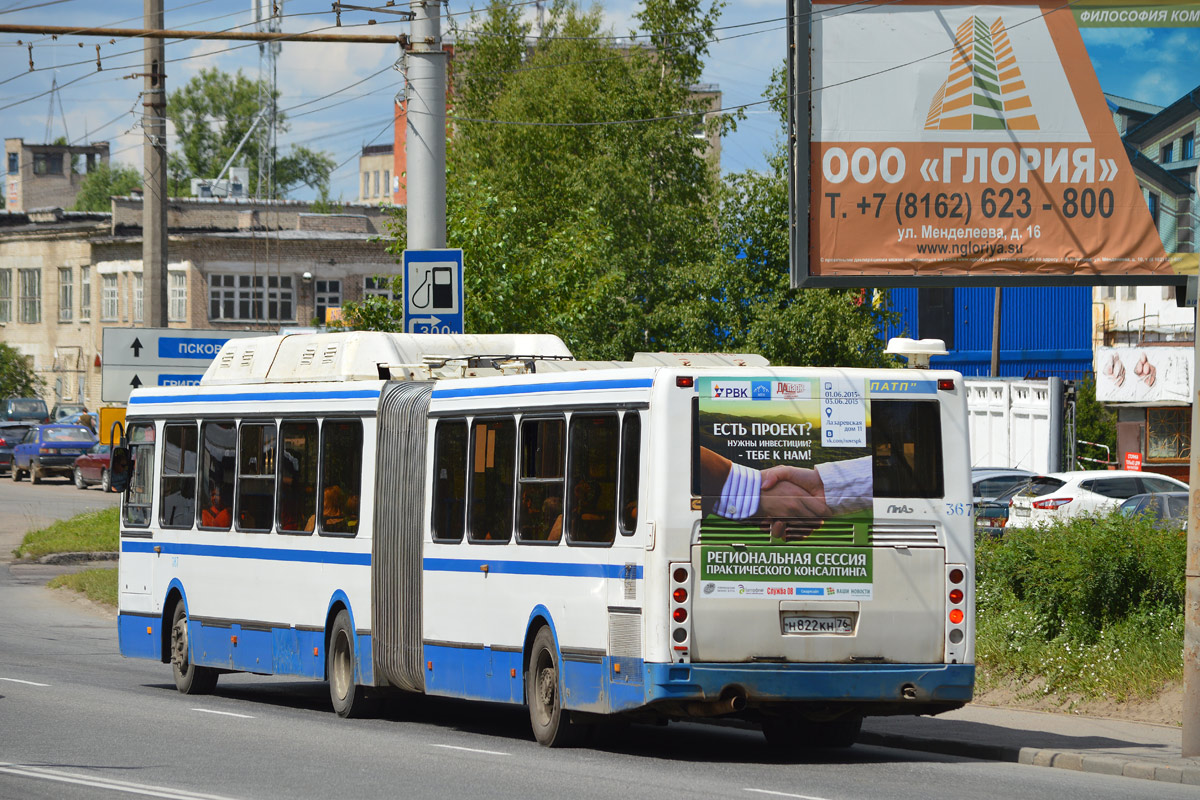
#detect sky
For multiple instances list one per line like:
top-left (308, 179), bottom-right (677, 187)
top-left (0, 1), bottom-right (1197, 204)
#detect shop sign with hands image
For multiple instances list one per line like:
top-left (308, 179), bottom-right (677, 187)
top-left (1095, 346), bottom-right (1192, 404)
top-left (695, 376), bottom-right (874, 600)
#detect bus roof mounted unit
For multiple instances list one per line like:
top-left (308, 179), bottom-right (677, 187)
top-left (885, 338), bottom-right (948, 369)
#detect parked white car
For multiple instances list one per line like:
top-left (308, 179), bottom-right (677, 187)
top-left (1008, 470), bottom-right (1187, 528)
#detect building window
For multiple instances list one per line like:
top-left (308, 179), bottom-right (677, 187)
top-left (169, 271), bottom-right (187, 322)
top-left (373, 171), bottom-right (380, 197)
top-left (364, 276), bottom-right (395, 300)
top-left (32, 152), bottom-right (63, 175)
top-left (208, 273), bottom-right (294, 322)
top-left (383, 170), bottom-right (390, 198)
top-left (361, 172), bottom-right (369, 200)
top-left (315, 279), bottom-right (341, 324)
top-left (6, 153), bottom-right (16, 174)
top-left (1185, 132), bottom-right (1196, 161)
top-left (80, 266), bottom-right (90, 320)
top-left (58, 267), bottom-right (73, 322)
top-left (18, 268), bottom-right (41, 323)
top-left (133, 273), bottom-right (143, 323)
top-left (0, 269), bottom-right (10, 323)
top-left (1148, 191), bottom-right (1160, 227)
top-left (101, 274), bottom-right (119, 321)
top-left (1100, 285), bottom-right (1116, 300)
top-left (1161, 142), bottom-right (1174, 163)
top-left (1148, 407), bottom-right (1190, 461)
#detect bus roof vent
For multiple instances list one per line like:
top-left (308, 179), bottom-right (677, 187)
top-left (201, 331), bottom-right (575, 385)
top-left (885, 338), bottom-right (948, 369)
top-left (631, 352), bottom-right (770, 368)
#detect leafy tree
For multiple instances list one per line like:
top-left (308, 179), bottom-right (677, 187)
top-left (71, 163), bottom-right (142, 212)
top-left (1071, 376), bottom-right (1117, 467)
top-left (167, 68), bottom-right (335, 198)
top-left (0, 343), bottom-right (43, 398)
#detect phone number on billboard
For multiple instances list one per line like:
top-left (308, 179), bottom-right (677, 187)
top-left (823, 188), bottom-right (1115, 226)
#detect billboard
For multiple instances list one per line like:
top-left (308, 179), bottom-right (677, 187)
top-left (791, 0), bottom-right (1200, 286)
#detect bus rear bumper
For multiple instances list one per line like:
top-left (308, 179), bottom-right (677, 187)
top-left (644, 662), bottom-right (975, 709)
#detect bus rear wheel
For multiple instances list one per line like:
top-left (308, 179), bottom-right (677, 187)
top-left (170, 602), bottom-right (218, 695)
top-left (762, 713), bottom-right (862, 750)
top-left (327, 609), bottom-right (368, 718)
top-left (526, 626), bottom-right (588, 747)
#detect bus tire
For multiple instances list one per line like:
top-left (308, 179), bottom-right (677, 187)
top-left (526, 626), bottom-right (588, 747)
top-left (327, 609), bottom-right (367, 718)
top-left (762, 713), bottom-right (862, 750)
top-left (170, 601), bottom-right (218, 695)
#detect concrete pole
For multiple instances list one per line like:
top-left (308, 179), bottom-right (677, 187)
top-left (1184, 293), bottom-right (1200, 757)
top-left (990, 287), bottom-right (1002, 377)
top-left (406, 0), bottom-right (447, 250)
top-left (143, 0), bottom-right (168, 328)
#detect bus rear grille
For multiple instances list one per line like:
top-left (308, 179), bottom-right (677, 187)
top-left (700, 520), bottom-right (857, 546)
top-left (868, 524), bottom-right (940, 547)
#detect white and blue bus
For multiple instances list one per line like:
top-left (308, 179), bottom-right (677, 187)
top-left (115, 331), bottom-right (974, 747)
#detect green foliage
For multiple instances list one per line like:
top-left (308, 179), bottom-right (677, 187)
top-left (71, 163), bottom-right (142, 211)
top-left (167, 68), bottom-right (335, 198)
top-left (49, 568), bottom-right (118, 607)
top-left (975, 510), bottom-right (1185, 700)
top-left (0, 342), bottom-right (43, 398)
top-left (1072, 376), bottom-right (1117, 467)
top-left (14, 507), bottom-right (119, 559)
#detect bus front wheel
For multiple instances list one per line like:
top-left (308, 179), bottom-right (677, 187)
top-left (327, 609), bottom-right (367, 718)
top-left (170, 602), bottom-right (218, 695)
top-left (526, 626), bottom-right (588, 747)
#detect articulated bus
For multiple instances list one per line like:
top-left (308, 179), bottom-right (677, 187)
top-left (115, 331), bottom-right (974, 747)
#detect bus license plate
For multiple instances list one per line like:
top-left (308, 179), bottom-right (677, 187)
top-left (782, 614), bottom-right (854, 635)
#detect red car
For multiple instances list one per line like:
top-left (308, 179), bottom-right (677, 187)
top-left (73, 443), bottom-right (112, 490)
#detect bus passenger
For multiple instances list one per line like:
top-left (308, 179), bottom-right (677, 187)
top-left (307, 486), bottom-right (348, 532)
top-left (544, 496), bottom-right (563, 542)
top-left (201, 483), bottom-right (231, 528)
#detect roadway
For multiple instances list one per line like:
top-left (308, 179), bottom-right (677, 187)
top-left (0, 480), bottom-right (1194, 800)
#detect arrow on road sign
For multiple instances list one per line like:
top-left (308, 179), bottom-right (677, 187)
top-left (131, 338), bottom-right (143, 357)
top-left (130, 375), bottom-right (143, 389)
top-left (410, 316), bottom-right (441, 326)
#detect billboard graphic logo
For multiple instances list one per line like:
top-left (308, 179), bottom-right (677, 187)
top-left (751, 381), bottom-right (772, 400)
top-left (712, 382), bottom-right (751, 400)
top-left (925, 16), bottom-right (1039, 132)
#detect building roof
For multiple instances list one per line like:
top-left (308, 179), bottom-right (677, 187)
top-left (1123, 85), bottom-right (1200, 145)
top-left (361, 144), bottom-right (394, 156)
top-left (1123, 143), bottom-right (1195, 195)
top-left (1105, 93), bottom-right (1165, 116)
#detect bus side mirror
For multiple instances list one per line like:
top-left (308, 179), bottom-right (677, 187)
top-left (109, 446), bottom-right (131, 493)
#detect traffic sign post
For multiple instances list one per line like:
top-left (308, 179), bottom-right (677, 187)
top-left (403, 249), bottom-right (464, 334)
top-left (101, 328), bottom-right (263, 403)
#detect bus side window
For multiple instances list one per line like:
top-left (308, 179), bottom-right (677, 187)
top-left (278, 420), bottom-right (318, 535)
top-left (517, 417), bottom-right (565, 544)
top-left (618, 412), bottom-right (641, 535)
top-left (199, 420), bottom-right (236, 531)
top-left (319, 419), bottom-right (362, 536)
top-left (432, 419), bottom-right (467, 542)
top-left (124, 423), bottom-right (156, 528)
top-left (468, 418), bottom-right (515, 543)
top-left (566, 414), bottom-right (618, 546)
top-left (161, 422), bottom-right (198, 529)
top-left (238, 422), bottom-right (277, 533)
top-left (871, 400), bottom-right (944, 498)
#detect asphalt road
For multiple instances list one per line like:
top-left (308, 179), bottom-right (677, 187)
top-left (1, 482), bottom-right (1196, 800)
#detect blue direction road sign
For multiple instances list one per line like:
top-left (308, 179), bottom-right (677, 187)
top-left (101, 328), bottom-right (263, 403)
top-left (403, 249), bottom-right (464, 334)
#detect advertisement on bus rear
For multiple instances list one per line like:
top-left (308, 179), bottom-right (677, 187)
top-left (803, 0), bottom-right (1200, 283)
top-left (698, 545), bottom-right (874, 600)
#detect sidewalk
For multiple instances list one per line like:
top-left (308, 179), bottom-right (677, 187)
top-left (862, 704), bottom-right (1200, 785)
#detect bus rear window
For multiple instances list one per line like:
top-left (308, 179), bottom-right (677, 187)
top-left (871, 400), bottom-right (944, 499)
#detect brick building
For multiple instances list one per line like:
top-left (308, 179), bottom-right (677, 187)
top-left (0, 197), bottom-right (402, 410)
top-left (5, 138), bottom-right (110, 213)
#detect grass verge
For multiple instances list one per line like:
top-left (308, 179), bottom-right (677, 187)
top-left (48, 567), bottom-right (118, 607)
top-left (13, 507), bottom-right (119, 559)
top-left (975, 510), bottom-right (1184, 703)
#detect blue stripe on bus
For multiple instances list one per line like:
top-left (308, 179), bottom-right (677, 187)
top-left (423, 557), bottom-right (642, 579)
top-left (128, 389), bottom-right (382, 405)
top-left (432, 378), bottom-right (653, 399)
top-left (120, 539), bottom-right (371, 566)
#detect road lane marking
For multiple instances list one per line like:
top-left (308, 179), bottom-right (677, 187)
top-left (0, 677), bottom-right (51, 686)
top-left (745, 789), bottom-right (832, 800)
top-left (431, 744), bottom-right (510, 756)
top-left (191, 708), bottom-right (255, 719)
top-left (0, 763), bottom-right (243, 800)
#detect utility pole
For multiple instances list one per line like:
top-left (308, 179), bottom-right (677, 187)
top-left (406, 0), bottom-right (447, 250)
top-left (143, 0), bottom-right (167, 328)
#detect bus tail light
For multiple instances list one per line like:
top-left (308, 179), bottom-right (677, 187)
top-left (945, 564), bottom-right (969, 664)
top-left (937, 379), bottom-right (955, 391)
top-left (669, 562), bottom-right (693, 664)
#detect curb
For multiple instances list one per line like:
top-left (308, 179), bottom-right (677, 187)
top-left (33, 552), bottom-right (118, 565)
top-left (860, 731), bottom-right (1200, 785)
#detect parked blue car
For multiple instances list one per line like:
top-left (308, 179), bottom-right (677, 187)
top-left (11, 424), bottom-right (97, 484)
